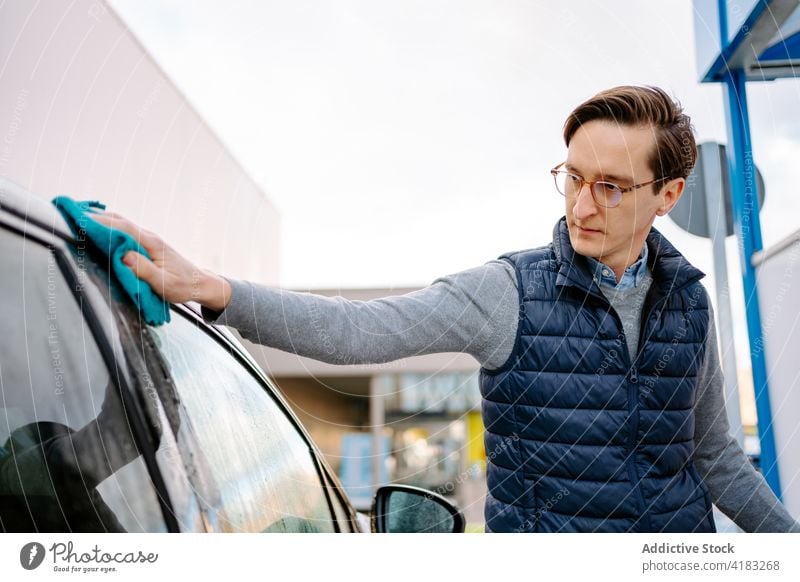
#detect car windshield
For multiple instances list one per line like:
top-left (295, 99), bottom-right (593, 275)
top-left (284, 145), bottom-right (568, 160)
top-left (0, 226), bottom-right (168, 532)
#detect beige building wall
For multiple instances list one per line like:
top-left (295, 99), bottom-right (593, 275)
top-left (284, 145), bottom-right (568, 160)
top-left (0, 0), bottom-right (279, 284)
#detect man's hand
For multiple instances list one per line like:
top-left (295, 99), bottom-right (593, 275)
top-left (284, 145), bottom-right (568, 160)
top-left (91, 212), bottom-right (232, 311)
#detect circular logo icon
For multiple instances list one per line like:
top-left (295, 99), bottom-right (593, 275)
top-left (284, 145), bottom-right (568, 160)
top-left (20, 542), bottom-right (46, 570)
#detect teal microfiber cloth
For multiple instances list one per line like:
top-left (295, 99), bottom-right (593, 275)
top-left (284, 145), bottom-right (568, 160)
top-left (51, 196), bottom-right (170, 326)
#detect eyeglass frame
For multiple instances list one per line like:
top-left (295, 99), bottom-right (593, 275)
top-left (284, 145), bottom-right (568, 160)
top-left (550, 162), bottom-right (671, 208)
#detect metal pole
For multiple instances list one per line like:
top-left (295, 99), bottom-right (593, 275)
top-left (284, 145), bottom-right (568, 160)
top-left (722, 68), bottom-right (782, 498)
top-left (701, 142), bottom-right (744, 450)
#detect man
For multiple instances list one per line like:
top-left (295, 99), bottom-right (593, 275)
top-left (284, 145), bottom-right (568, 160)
top-left (95, 85), bottom-right (800, 533)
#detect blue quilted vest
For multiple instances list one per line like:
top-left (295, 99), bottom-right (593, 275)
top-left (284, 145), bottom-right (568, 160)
top-left (479, 217), bottom-right (716, 533)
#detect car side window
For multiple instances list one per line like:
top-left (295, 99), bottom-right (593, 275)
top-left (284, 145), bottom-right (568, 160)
top-left (0, 227), bottom-right (167, 532)
top-left (147, 312), bottom-right (336, 533)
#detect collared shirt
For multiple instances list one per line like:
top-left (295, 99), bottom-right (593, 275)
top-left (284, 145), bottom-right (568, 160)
top-left (586, 243), bottom-right (649, 290)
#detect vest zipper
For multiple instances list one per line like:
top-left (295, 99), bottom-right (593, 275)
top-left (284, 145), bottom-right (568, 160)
top-left (604, 306), bottom-right (649, 531)
top-left (602, 276), bottom-right (701, 532)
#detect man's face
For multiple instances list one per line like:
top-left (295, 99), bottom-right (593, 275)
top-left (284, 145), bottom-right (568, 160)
top-left (564, 119), bottom-right (682, 276)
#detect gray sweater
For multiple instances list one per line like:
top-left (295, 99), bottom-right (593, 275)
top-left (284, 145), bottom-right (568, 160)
top-left (202, 258), bottom-right (800, 533)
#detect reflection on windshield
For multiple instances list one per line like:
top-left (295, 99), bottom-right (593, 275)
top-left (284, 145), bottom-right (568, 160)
top-left (0, 381), bottom-right (153, 532)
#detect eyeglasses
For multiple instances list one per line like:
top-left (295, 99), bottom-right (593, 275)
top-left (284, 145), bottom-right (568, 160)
top-left (550, 162), bottom-right (668, 209)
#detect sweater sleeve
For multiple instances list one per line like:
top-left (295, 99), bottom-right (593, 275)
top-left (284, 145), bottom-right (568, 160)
top-left (200, 260), bottom-right (520, 370)
top-left (692, 296), bottom-right (800, 532)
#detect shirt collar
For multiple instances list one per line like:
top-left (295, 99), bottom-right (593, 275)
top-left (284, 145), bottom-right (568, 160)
top-left (585, 243), bottom-right (649, 290)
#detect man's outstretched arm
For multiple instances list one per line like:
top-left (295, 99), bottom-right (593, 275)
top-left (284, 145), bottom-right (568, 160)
top-left (200, 261), bottom-right (519, 368)
top-left (91, 209), bottom-right (520, 369)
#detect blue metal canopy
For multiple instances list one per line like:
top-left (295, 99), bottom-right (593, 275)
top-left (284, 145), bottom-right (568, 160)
top-left (696, 0), bottom-right (800, 81)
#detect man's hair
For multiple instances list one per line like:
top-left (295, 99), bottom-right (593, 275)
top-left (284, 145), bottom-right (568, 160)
top-left (562, 85), bottom-right (697, 191)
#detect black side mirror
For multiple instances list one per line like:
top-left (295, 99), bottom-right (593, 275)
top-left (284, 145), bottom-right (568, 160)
top-left (370, 484), bottom-right (466, 533)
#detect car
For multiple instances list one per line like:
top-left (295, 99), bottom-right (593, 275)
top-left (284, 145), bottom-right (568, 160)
top-left (0, 177), bottom-right (465, 534)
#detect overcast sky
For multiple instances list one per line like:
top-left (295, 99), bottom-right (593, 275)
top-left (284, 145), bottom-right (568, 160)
top-left (108, 0), bottom-right (800, 355)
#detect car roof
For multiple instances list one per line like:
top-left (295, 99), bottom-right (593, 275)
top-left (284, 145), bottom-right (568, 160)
top-left (0, 178), bottom-right (74, 240)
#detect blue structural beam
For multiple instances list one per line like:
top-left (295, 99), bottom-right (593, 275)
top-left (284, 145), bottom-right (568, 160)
top-left (699, 0), bottom-right (771, 81)
top-left (759, 29), bottom-right (800, 61)
top-left (696, 0), bottom-right (800, 81)
top-left (722, 69), bottom-right (782, 498)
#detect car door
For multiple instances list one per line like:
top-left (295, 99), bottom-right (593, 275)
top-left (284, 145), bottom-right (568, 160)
top-left (145, 306), bottom-right (351, 532)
